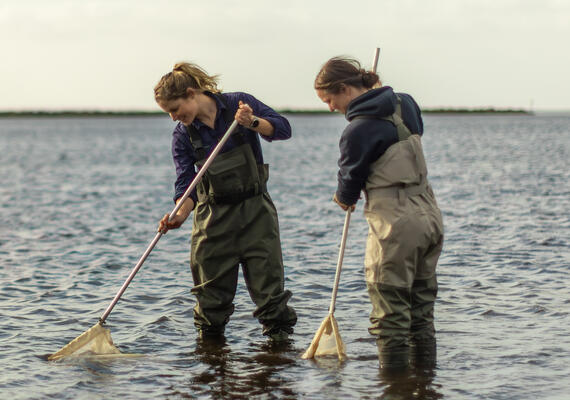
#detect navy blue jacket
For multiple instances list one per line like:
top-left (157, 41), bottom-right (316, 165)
top-left (171, 91), bottom-right (291, 203)
top-left (336, 86), bottom-right (424, 205)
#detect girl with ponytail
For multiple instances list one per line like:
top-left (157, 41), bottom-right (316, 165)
top-left (154, 61), bottom-right (297, 342)
top-left (315, 56), bottom-right (444, 369)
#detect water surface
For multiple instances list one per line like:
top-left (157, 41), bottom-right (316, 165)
top-left (1, 113), bottom-right (569, 399)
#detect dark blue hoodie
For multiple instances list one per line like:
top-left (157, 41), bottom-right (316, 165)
top-left (336, 86), bottom-right (424, 205)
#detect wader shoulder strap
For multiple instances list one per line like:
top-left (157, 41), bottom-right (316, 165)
top-left (186, 93), bottom-right (246, 162)
top-left (384, 95), bottom-right (412, 141)
top-left (352, 95), bottom-right (413, 142)
top-left (186, 125), bottom-right (207, 161)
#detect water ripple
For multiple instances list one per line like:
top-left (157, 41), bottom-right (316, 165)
top-left (0, 114), bottom-right (569, 399)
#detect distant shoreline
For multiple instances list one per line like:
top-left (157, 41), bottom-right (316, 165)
top-left (0, 108), bottom-right (533, 118)
top-left (281, 108), bottom-right (533, 115)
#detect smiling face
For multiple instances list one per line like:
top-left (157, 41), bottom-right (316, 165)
top-left (157, 90), bottom-right (198, 125)
top-left (316, 86), bottom-right (354, 115)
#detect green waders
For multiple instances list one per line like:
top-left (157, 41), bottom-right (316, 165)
top-left (187, 122), bottom-right (297, 337)
top-left (357, 97), bottom-right (444, 365)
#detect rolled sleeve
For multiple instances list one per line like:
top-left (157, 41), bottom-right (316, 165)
top-left (233, 92), bottom-right (291, 141)
top-left (260, 114), bottom-right (291, 141)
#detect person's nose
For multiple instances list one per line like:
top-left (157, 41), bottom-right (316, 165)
top-left (169, 112), bottom-right (177, 121)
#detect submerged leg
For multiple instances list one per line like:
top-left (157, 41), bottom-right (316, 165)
top-left (240, 193), bottom-right (297, 339)
top-left (410, 276), bottom-right (438, 343)
top-left (409, 276), bottom-right (438, 370)
top-left (367, 282), bottom-right (412, 369)
top-left (190, 232), bottom-right (240, 337)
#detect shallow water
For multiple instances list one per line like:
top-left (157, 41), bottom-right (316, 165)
top-left (0, 113), bottom-right (569, 399)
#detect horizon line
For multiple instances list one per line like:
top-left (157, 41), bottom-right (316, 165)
top-left (1, 106), bottom-right (561, 117)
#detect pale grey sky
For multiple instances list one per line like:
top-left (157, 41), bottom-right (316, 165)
top-left (1, 0), bottom-right (568, 111)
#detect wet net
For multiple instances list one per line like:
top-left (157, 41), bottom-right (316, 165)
top-left (301, 314), bottom-right (346, 361)
top-left (48, 322), bottom-right (121, 361)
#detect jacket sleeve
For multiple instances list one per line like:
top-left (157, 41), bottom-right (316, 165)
top-left (236, 93), bottom-right (291, 142)
top-left (335, 119), bottom-right (398, 205)
top-left (171, 124), bottom-right (198, 205)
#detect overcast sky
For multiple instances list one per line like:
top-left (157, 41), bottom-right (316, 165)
top-left (1, 0), bottom-right (568, 112)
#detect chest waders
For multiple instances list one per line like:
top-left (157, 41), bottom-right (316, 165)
top-left (185, 95), bottom-right (297, 338)
top-left (356, 96), bottom-right (444, 357)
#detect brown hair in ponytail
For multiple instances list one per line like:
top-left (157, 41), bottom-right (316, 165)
top-left (314, 56), bottom-right (380, 94)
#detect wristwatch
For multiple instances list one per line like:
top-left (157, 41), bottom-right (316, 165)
top-left (249, 117), bottom-right (260, 128)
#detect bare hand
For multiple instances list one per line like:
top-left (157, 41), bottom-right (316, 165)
top-left (158, 197), bottom-right (194, 234)
top-left (157, 213), bottom-right (184, 234)
top-left (235, 100), bottom-right (255, 127)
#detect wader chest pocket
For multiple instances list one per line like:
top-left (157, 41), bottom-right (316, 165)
top-left (199, 145), bottom-right (261, 204)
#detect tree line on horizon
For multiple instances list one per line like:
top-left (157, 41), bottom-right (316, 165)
top-left (0, 107), bottom-right (532, 118)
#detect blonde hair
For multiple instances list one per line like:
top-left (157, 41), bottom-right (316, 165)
top-left (154, 62), bottom-right (220, 102)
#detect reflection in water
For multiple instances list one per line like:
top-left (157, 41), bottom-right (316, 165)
top-left (187, 336), bottom-right (299, 399)
top-left (190, 336), bottom-right (231, 398)
top-left (378, 339), bottom-right (442, 400)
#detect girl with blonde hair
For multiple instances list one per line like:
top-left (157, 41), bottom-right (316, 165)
top-left (155, 62), bottom-right (297, 342)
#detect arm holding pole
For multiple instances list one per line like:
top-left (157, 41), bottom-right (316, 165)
top-left (99, 120), bottom-right (239, 324)
top-left (328, 47), bottom-right (381, 315)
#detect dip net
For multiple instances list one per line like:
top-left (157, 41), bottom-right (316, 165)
top-left (301, 314), bottom-right (346, 361)
top-left (302, 210), bottom-right (351, 362)
top-left (48, 323), bottom-right (121, 361)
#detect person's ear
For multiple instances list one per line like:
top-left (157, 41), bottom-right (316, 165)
top-left (185, 87), bottom-right (196, 98)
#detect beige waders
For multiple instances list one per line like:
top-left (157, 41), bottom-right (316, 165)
top-left (189, 141), bottom-right (297, 337)
top-left (362, 100), bottom-right (443, 355)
